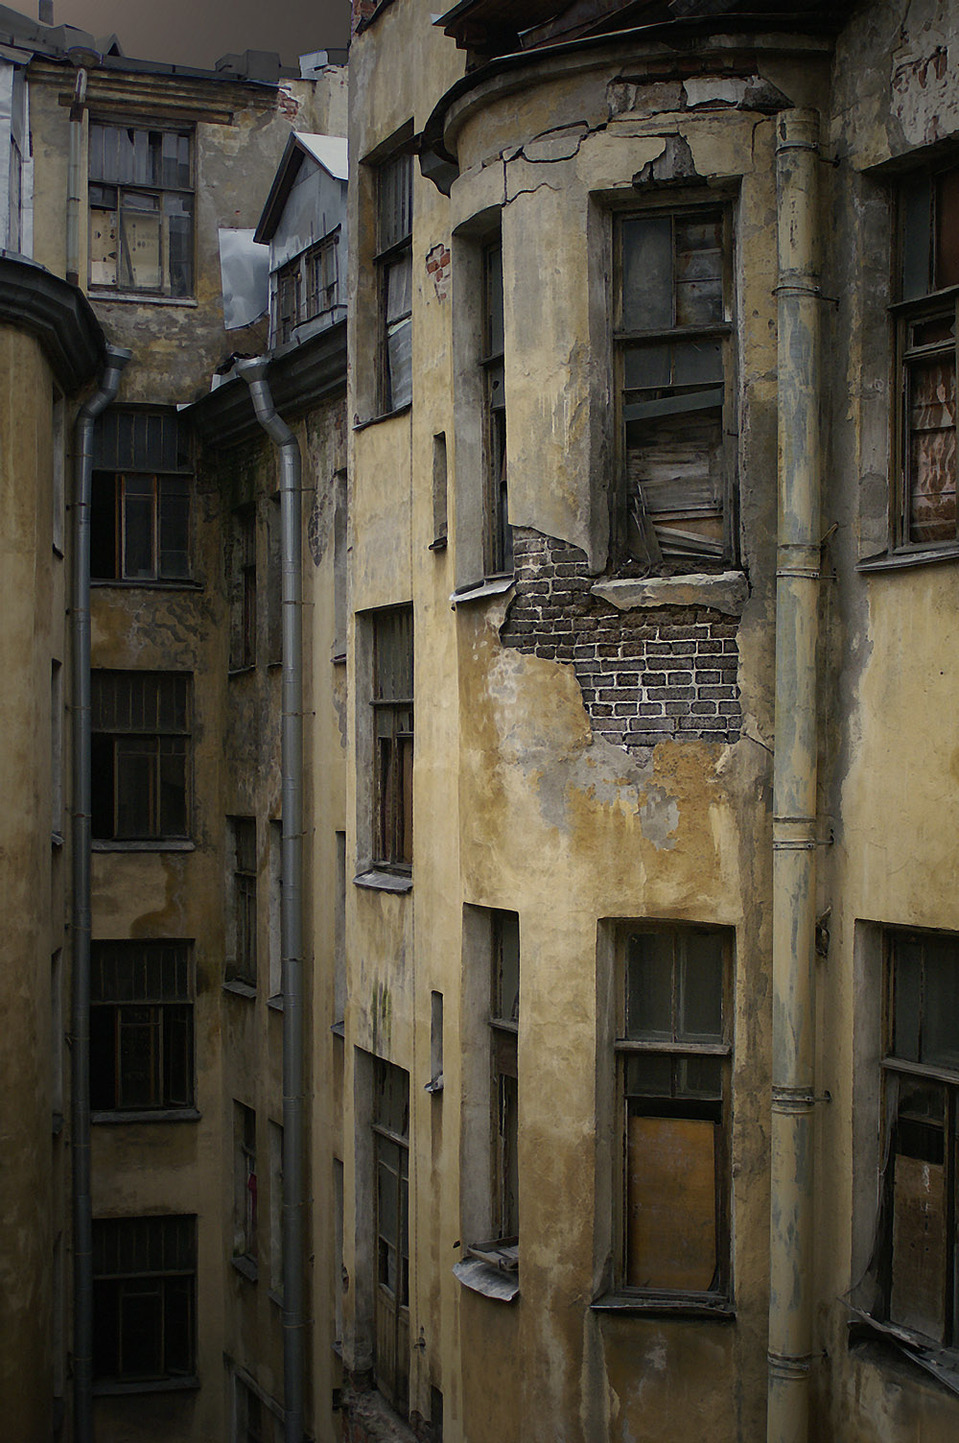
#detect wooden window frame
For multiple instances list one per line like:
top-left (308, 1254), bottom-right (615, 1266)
top-left (877, 927), bottom-right (959, 1348)
top-left (614, 199), bottom-right (736, 572)
top-left (481, 235), bottom-right (511, 577)
top-left (614, 922), bottom-right (733, 1303)
top-left (228, 817), bottom-right (257, 988)
top-left (234, 1101), bottom-right (258, 1266)
top-left (375, 150), bottom-right (413, 415)
top-left (90, 940), bottom-right (194, 1114)
top-left (92, 1215), bottom-right (196, 1384)
top-left (88, 121), bottom-right (195, 298)
top-left (91, 671), bottom-right (191, 843)
top-left (371, 607), bottom-right (413, 872)
top-left (91, 407), bottom-right (192, 584)
top-left (891, 164), bottom-right (959, 555)
top-left (372, 1057), bottom-right (410, 1414)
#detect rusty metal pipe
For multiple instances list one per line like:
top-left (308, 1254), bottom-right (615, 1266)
top-left (767, 107), bottom-right (823, 1443)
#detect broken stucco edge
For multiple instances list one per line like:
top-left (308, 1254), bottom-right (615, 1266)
top-left (590, 571), bottom-right (749, 617)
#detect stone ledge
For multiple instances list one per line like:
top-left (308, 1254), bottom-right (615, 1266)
top-left (591, 572), bottom-right (748, 617)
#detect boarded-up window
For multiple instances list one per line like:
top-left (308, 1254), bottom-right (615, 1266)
top-left (616, 208), bottom-right (733, 568)
top-left (616, 925), bottom-right (731, 1297)
top-left (89, 123), bottom-right (193, 297)
top-left (896, 166), bottom-right (959, 550)
top-left (880, 930), bottom-right (959, 1344)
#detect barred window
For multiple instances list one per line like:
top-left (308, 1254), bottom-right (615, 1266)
top-left (91, 672), bottom-right (191, 842)
top-left (90, 940), bottom-right (194, 1113)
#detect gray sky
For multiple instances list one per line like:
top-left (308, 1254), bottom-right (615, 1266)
top-left (51, 0), bottom-right (351, 70)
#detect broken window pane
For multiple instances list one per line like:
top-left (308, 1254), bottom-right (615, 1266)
top-left (89, 123), bottom-right (193, 296)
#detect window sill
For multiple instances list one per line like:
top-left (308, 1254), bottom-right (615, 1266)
top-left (267, 992), bottom-right (285, 1012)
top-left (424, 1073), bottom-right (443, 1094)
top-left (429, 535), bottom-right (448, 552)
top-left (93, 1375), bottom-right (199, 1397)
top-left (52, 831), bottom-right (64, 849)
top-left (91, 578), bottom-right (201, 591)
top-left (228, 663), bottom-right (257, 678)
top-left (331, 650), bottom-right (347, 665)
top-left (353, 402), bottom-right (412, 432)
top-left (591, 571), bottom-right (747, 617)
top-left (857, 544), bottom-right (959, 573)
top-left (450, 575), bottom-right (514, 607)
top-left (52, 1111), bottom-right (64, 1136)
top-left (268, 1287), bottom-right (284, 1309)
top-left (222, 978), bottom-right (257, 1000)
top-left (88, 290), bottom-right (198, 309)
top-left (590, 1291), bottom-right (734, 1320)
top-left (91, 839), bottom-right (194, 853)
top-left (848, 1310), bottom-right (959, 1399)
top-left (92, 1107), bottom-right (200, 1125)
top-left (331, 1020), bottom-right (346, 1037)
top-left (354, 868), bottom-right (413, 894)
top-left (232, 1255), bottom-right (258, 1284)
top-left (453, 1252), bottom-right (519, 1303)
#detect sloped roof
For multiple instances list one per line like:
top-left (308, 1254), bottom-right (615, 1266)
top-left (254, 131), bottom-right (348, 244)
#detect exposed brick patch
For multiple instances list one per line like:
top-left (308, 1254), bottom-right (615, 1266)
top-left (425, 243), bottom-right (451, 300)
top-left (500, 529), bottom-right (741, 752)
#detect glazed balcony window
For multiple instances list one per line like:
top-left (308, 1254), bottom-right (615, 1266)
top-left (91, 670), bottom-right (191, 843)
top-left (91, 407), bottom-right (192, 583)
top-left (89, 122), bottom-right (194, 297)
top-left (615, 924), bottom-right (733, 1302)
top-left (90, 940), bottom-right (195, 1116)
top-left (271, 230), bottom-right (341, 346)
top-left (615, 204), bottom-right (735, 571)
top-left (376, 149), bottom-right (413, 412)
top-left (93, 1215), bottom-right (196, 1386)
top-left (893, 165), bottom-right (959, 552)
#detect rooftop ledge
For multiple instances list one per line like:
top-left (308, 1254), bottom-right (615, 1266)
top-left (591, 571), bottom-right (748, 616)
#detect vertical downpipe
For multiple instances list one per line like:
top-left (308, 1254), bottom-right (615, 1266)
top-left (237, 359), bottom-right (306, 1443)
top-left (72, 346), bottom-right (130, 1443)
top-left (767, 108), bottom-right (822, 1443)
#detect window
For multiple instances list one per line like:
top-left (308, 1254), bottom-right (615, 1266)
top-left (376, 150), bottom-right (413, 412)
top-left (877, 929), bottom-right (959, 1345)
top-left (615, 205), bottom-right (734, 568)
top-left (372, 607), bottom-right (413, 870)
top-left (90, 941), bottom-right (194, 1114)
top-left (269, 1120), bottom-right (284, 1298)
top-left (271, 231), bottom-right (341, 346)
top-left (230, 506), bottom-right (256, 670)
top-left (91, 671), bottom-right (190, 842)
top-left (91, 408), bottom-right (192, 582)
top-left (894, 165), bottom-right (959, 550)
top-left (227, 818), bottom-right (257, 988)
top-left (615, 924), bottom-right (732, 1299)
top-left (268, 820), bottom-right (283, 1001)
top-left (93, 1215), bottom-right (196, 1383)
top-left (373, 1058), bottom-right (410, 1412)
top-left (234, 1102), bottom-right (257, 1269)
top-left (89, 122), bottom-right (194, 296)
top-left (488, 912), bottom-right (519, 1257)
top-left (482, 237), bottom-right (511, 576)
top-left (234, 1376), bottom-right (281, 1443)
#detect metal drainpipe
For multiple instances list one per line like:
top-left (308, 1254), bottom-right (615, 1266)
top-left (237, 358), bottom-right (306, 1443)
top-left (72, 345), bottom-right (131, 1443)
top-left (767, 108), bottom-right (823, 1443)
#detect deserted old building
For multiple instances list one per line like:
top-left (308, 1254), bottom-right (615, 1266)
top-left (3, 0), bottom-right (959, 1440)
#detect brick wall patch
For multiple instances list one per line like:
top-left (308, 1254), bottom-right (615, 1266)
top-left (500, 529), bottom-right (741, 753)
